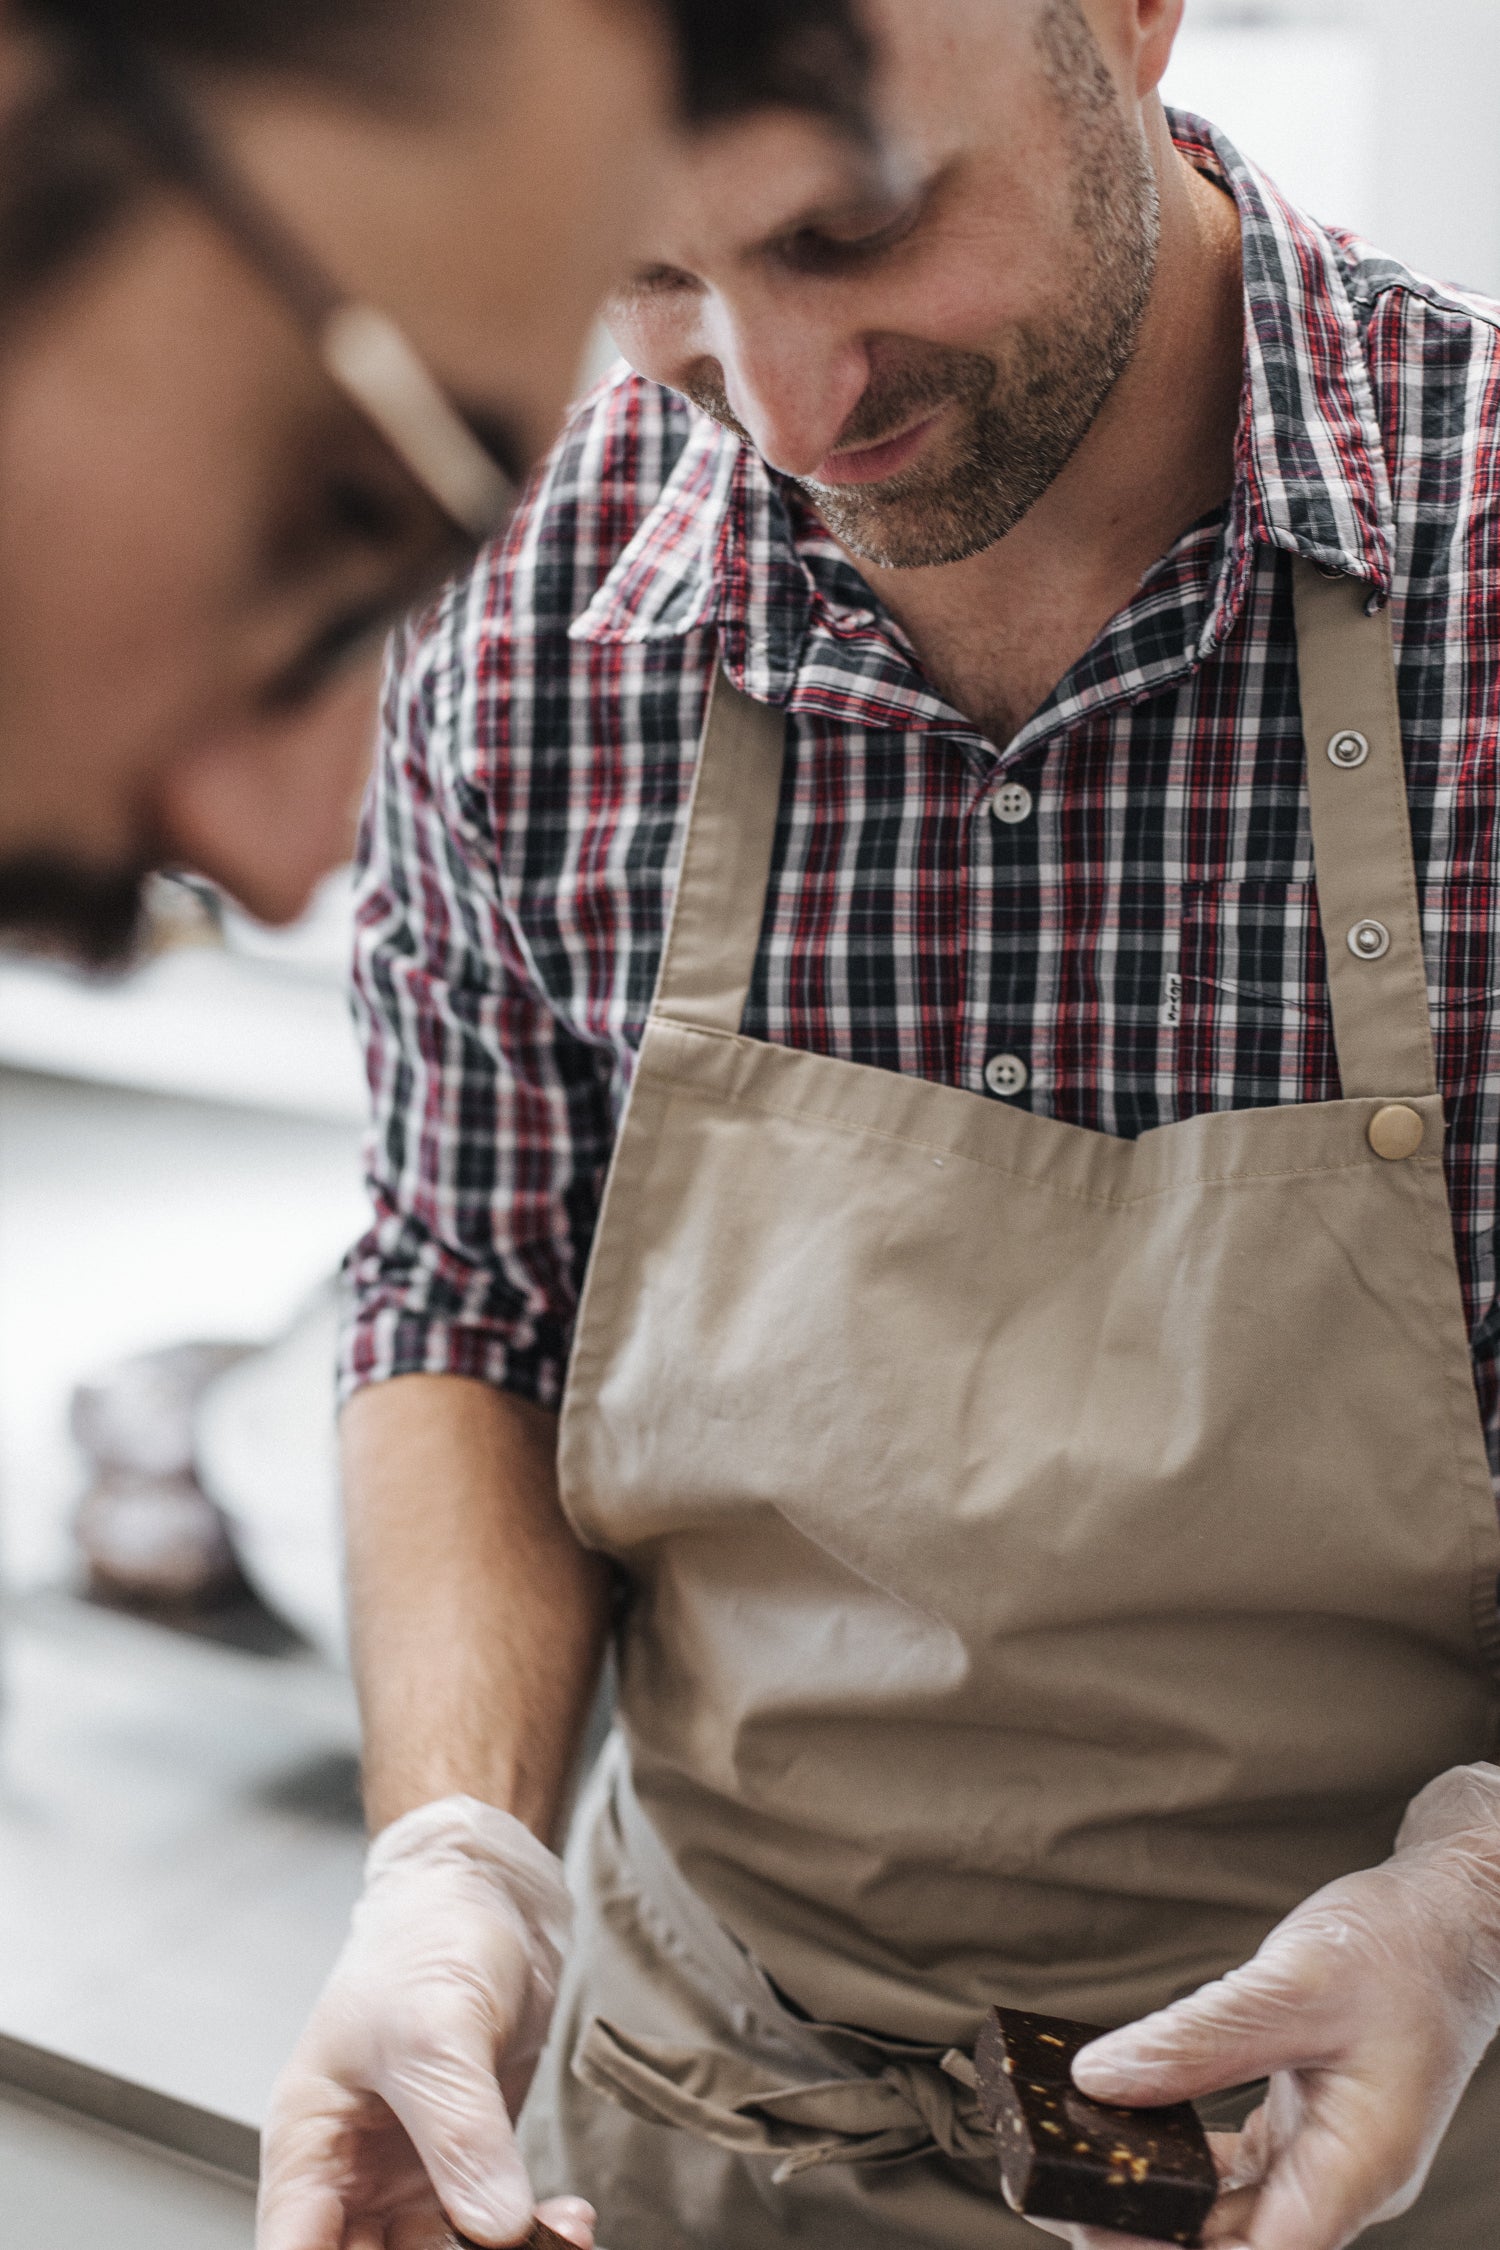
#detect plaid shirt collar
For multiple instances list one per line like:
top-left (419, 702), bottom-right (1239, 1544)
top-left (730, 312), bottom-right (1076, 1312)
top-left (572, 113), bottom-right (1396, 729)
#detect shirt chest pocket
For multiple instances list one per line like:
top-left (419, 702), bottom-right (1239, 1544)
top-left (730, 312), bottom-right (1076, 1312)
top-left (1174, 878), bottom-right (1337, 1110)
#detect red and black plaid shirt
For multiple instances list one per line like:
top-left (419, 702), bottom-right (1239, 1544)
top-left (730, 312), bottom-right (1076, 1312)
top-left (344, 117), bottom-right (1500, 1487)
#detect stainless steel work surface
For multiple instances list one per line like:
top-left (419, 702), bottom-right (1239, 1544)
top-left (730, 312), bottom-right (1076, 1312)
top-left (0, 2029), bottom-right (256, 2245)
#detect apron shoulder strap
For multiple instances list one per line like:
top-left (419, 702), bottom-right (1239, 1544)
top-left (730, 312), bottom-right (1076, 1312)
top-left (1294, 560), bottom-right (1437, 1101)
top-left (652, 663), bottom-right (788, 1035)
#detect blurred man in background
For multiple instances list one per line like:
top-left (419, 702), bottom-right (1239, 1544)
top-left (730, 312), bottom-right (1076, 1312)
top-left (0, 0), bottom-right (869, 962)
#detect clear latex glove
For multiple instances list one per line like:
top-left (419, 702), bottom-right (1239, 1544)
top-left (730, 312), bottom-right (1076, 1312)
top-left (257, 1795), bottom-right (593, 2250)
top-left (1015, 1765), bottom-right (1500, 2250)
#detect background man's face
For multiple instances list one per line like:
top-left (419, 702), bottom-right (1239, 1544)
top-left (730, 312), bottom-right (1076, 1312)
top-left (608, 0), bottom-right (1183, 572)
top-left (0, 0), bottom-right (673, 958)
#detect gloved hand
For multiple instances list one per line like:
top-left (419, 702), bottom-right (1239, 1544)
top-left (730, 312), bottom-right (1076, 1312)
top-left (256, 1794), bottom-right (593, 2250)
top-left (1018, 1764), bottom-right (1500, 2250)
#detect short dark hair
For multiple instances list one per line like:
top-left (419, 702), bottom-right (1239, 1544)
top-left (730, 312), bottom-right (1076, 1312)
top-left (667, 0), bottom-right (871, 131)
top-left (22, 0), bottom-right (870, 127)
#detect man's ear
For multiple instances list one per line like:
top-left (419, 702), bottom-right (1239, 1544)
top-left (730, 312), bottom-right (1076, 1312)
top-left (1132, 0), bottom-right (1186, 102)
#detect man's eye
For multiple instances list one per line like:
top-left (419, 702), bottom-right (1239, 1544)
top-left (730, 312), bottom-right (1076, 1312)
top-left (262, 603), bottom-right (393, 711)
top-left (779, 204), bottom-right (921, 276)
top-left (326, 475), bottom-right (409, 547)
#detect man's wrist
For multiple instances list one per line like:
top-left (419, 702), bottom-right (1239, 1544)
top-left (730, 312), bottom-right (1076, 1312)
top-left (365, 1792), bottom-right (574, 1973)
top-left (1396, 1763), bottom-right (1500, 1856)
top-left (1394, 1764), bottom-right (1500, 1961)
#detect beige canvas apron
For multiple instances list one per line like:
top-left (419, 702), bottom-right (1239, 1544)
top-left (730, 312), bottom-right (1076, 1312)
top-left (521, 562), bottom-right (1500, 2246)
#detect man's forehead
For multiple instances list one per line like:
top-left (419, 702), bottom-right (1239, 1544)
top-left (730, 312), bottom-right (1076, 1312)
top-left (636, 0), bottom-right (1053, 275)
top-left (644, 109), bottom-right (924, 269)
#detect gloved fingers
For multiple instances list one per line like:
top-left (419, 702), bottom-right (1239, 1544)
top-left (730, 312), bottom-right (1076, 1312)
top-left (1395, 1762), bottom-right (1500, 1855)
top-left (256, 2092), bottom-right (371, 2250)
top-left (1072, 1952), bottom-right (1337, 2111)
top-left (534, 2195), bottom-right (598, 2248)
top-left (1209, 2119), bottom-right (1272, 2196)
top-left (255, 2175), bottom-right (349, 2250)
top-left (376, 2017), bottom-right (535, 2247)
top-left (1225, 2084), bottom-right (1432, 2250)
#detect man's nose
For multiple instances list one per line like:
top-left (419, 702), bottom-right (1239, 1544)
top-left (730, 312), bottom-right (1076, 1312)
top-left (706, 308), bottom-right (871, 481)
top-left (158, 661), bottom-right (381, 929)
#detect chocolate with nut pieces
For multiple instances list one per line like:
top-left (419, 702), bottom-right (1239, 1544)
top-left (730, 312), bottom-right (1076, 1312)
top-left (975, 2006), bottom-right (1218, 2246)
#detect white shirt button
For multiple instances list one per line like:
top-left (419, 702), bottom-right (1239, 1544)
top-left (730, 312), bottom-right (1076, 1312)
top-left (984, 1053), bottom-right (1030, 1099)
top-left (990, 780), bottom-right (1034, 826)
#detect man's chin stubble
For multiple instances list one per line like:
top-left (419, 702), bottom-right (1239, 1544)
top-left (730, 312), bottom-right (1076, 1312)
top-left (797, 456), bottom-right (1039, 571)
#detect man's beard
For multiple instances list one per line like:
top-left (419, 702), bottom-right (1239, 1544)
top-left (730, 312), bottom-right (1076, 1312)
top-left (0, 852), bottom-right (151, 970)
top-left (680, 1), bottom-right (1162, 571)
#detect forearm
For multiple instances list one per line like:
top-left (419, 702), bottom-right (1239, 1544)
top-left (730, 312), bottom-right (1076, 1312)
top-left (342, 1372), bottom-right (612, 1845)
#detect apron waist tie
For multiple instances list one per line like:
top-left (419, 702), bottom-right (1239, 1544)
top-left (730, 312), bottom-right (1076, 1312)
top-left (574, 2018), bottom-right (989, 2181)
top-left (571, 1753), bottom-right (993, 2181)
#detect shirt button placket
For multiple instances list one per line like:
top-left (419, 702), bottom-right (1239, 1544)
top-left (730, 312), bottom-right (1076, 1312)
top-left (976, 761), bottom-right (1039, 1107)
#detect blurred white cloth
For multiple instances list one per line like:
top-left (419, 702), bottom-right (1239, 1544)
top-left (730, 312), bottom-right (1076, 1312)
top-left (196, 1286), bottom-right (348, 1665)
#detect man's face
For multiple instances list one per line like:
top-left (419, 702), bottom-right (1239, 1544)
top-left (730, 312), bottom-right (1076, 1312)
top-left (608, 0), bottom-right (1178, 573)
top-left (0, 0), bottom-right (673, 960)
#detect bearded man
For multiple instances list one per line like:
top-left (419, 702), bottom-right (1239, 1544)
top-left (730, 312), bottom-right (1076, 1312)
top-left (273, 1), bottom-right (1500, 2246)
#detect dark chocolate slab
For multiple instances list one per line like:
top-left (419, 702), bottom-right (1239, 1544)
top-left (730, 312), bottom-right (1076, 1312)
top-left (975, 2007), bottom-right (1217, 2246)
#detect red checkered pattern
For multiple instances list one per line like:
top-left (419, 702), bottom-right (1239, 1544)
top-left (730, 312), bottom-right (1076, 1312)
top-left (344, 118), bottom-right (1500, 1492)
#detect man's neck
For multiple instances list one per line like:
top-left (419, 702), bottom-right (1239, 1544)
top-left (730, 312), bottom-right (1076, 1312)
top-left (842, 122), bottom-right (1246, 751)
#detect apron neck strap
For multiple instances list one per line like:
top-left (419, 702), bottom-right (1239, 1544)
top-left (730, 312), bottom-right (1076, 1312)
top-left (652, 664), bottom-right (789, 1036)
top-left (655, 573), bottom-right (1437, 1103)
top-left (1294, 559), bottom-right (1437, 1100)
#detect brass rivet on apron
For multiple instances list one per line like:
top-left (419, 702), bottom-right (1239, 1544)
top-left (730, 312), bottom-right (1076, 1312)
top-left (1368, 1104), bottom-right (1425, 1161)
top-left (1328, 729), bottom-right (1371, 769)
top-left (1349, 918), bottom-right (1392, 961)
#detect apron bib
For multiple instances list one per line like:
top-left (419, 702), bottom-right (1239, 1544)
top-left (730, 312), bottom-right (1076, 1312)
top-left (521, 562), bottom-right (1500, 2245)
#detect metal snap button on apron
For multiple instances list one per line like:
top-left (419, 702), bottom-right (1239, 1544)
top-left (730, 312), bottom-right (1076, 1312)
top-left (990, 781), bottom-right (1034, 826)
top-left (984, 1053), bottom-right (1029, 1098)
top-left (1328, 730), bottom-right (1371, 769)
top-left (1369, 1105), bottom-right (1425, 1162)
top-left (1349, 918), bottom-right (1392, 960)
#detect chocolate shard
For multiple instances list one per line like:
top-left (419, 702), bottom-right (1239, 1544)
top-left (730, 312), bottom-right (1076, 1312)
top-left (974, 2007), bottom-right (1218, 2247)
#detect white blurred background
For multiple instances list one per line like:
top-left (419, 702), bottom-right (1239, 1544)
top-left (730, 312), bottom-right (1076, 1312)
top-left (0, 0), bottom-right (1495, 2132)
top-left (1165, 0), bottom-right (1500, 293)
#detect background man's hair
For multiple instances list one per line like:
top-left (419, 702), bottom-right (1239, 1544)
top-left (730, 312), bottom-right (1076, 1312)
top-left (22, 0), bottom-right (870, 126)
top-left (0, 0), bottom-right (870, 302)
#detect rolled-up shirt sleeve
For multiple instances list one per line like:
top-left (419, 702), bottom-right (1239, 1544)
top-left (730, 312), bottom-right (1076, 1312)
top-left (339, 603), bottom-right (617, 1412)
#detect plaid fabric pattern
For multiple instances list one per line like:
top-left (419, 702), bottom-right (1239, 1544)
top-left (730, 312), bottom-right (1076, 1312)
top-left (344, 117), bottom-right (1500, 1482)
